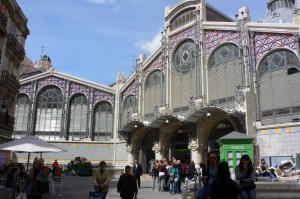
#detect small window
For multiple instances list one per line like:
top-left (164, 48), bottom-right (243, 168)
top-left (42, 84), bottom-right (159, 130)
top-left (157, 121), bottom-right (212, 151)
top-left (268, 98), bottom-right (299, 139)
top-left (287, 67), bottom-right (299, 75)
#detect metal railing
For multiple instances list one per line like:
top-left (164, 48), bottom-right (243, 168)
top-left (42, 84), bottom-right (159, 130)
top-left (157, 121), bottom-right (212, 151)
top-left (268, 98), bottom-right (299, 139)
top-left (0, 70), bottom-right (19, 92)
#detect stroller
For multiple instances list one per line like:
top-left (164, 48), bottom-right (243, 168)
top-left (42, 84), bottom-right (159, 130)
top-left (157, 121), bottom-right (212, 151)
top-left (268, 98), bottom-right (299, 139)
top-left (89, 191), bottom-right (105, 199)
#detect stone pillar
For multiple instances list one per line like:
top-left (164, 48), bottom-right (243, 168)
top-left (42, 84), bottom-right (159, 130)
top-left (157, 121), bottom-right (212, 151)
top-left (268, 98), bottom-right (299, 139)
top-left (198, 141), bottom-right (208, 164)
top-left (126, 145), bottom-right (138, 166)
top-left (188, 140), bottom-right (200, 170)
top-left (152, 142), bottom-right (168, 160)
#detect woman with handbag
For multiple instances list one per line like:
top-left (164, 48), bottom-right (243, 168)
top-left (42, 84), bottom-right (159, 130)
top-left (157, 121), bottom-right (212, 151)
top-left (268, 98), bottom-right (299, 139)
top-left (93, 161), bottom-right (109, 199)
top-left (235, 154), bottom-right (256, 199)
top-left (25, 159), bottom-right (48, 199)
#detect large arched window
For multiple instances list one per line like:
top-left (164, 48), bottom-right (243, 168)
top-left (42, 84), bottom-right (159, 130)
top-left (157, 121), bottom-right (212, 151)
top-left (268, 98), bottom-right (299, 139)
top-left (14, 94), bottom-right (30, 138)
top-left (68, 94), bottom-right (88, 140)
top-left (171, 39), bottom-right (198, 114)
top-left (35, 86), bottom-right (63, 140)
top-left (144, 70), bottom-right (164, 120)
top-left (258, 49), bottom-right (300, 125)
top-left (93, 101), bottom-right (113, 141)
top-left (208, 43), bottom-right (242, 109)
top-left (121, 95), bottom-right (135, 127)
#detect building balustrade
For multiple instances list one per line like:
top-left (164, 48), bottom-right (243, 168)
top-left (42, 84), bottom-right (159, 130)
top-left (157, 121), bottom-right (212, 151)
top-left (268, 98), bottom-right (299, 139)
top-left (6, 34), bottom-right (25, 62)
top-left (0, 111), bottom-right (14, 131)
top-left (0, 70), bottom-right (19, 93)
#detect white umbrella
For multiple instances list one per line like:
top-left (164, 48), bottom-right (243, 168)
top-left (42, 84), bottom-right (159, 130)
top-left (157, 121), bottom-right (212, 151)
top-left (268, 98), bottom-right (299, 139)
top-left (0, 135), bottom-right (66, 170)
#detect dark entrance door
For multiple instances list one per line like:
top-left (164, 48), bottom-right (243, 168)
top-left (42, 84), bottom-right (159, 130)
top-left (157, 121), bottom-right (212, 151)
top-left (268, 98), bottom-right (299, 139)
top-left (141, 132), bottom-right (155, 174)
top-left (171, 128), bottom-right (190, 163)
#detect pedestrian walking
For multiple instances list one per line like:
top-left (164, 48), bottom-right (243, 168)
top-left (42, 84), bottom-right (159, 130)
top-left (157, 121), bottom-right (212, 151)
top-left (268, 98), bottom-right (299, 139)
top-left (117, 165), bottom-right (138, 199)
top-left (149, 159), bottom-right (158, 191)
top-left (133, 159), bottom-right (143, 188)
top-left (93, 161), bottom-right (109, 199)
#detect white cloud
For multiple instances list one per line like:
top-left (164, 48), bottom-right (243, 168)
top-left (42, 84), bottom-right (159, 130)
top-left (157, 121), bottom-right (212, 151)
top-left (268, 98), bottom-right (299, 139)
top-left (86, 0), bottom-right (116, 4)
top-left (135, 31), bottom-right (162, 54)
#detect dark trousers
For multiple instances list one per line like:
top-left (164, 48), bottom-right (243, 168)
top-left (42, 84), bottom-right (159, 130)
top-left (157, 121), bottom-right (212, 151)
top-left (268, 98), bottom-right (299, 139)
top-left (121, 197), bottom-right (133, 199)
top-left (135, 175), bottom-right (141, 187)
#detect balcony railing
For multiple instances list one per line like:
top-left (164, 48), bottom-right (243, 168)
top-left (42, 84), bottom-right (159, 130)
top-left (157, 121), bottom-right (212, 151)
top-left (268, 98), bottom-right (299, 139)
top-left (0, 70), bottom-right (19, 92)
top-left (0, 112), bottom-right (14, 129)
top-left (0, 10), bottom-right (7, 35)
top-left (6, 34), bottom-right (25, 61)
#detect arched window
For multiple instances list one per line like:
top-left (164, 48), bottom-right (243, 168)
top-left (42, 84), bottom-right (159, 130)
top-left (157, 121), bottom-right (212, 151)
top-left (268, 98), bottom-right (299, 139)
top-left (173, 40), bottom-right (196, 75)
top-left (144, 70), bottom-right (164, 119)
top-left (208, 43), bottom-right (241, 109)
top-left (171, 40), bottom-right (198, 114)
top-left (68, 94), bottom-right (88, 140)
top-left (93, 101), bottom-right (113, 141)
top-left (122, 95), bottom-right (135, 127)
top-left (257, 49), bottom-right (300, 125)
top-left (35, 86), bottom-right (63, 140)
top-left (14, 94), bottom-right (30, 138)
top-left (170, 8), bottom-right (196, 31)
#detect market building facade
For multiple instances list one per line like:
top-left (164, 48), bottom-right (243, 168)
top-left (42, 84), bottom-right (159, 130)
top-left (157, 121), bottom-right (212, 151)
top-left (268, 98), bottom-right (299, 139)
top-left (12, 0), bottom-right (300, 172)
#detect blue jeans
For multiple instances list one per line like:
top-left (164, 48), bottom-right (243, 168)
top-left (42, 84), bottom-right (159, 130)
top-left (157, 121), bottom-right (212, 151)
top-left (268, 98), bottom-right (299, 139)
top-left (240, 189), bottom-right (256, 199)
top-left (196, 183), bottom-right (213, 199)
top-left (169, 181), bottom-right (176, 193)
top-left (151, 175), bottom-right (157, 190)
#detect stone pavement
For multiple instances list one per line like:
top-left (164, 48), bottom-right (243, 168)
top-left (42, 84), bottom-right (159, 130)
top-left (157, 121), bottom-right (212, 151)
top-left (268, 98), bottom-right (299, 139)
top-left (1, 176), bottom-right (183, 199)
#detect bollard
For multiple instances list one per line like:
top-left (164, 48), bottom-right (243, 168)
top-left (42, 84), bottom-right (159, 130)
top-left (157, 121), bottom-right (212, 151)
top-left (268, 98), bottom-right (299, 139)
top-left (181, 180), bottom-right (188, 199)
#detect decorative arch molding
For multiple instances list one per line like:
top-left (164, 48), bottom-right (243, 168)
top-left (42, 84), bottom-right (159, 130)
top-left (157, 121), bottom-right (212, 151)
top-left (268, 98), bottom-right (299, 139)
top-left (122, 81), bottom-right (136, 101)
top-left (93, 89), bottom-right (114, 105)
top-left (170, 26), bottom-right (195, 53)
top-left (254, 32), bottom-right (298, 65)
top-left (205, 30), bottom-right (238, 58)
top-left (19, 82), bottom-right (33, 96)
top-left (69, 81), bottom-right (88, 97)
top-left (144, 54), bottom-right (162, 78)
top-left (37, 76), bottom-right (65, 93)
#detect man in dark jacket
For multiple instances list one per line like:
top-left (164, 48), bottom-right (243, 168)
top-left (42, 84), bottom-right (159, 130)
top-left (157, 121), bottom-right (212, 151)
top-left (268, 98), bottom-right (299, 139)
top-left (132, 159), bottom-right (143, 188)
top-left (117, 165), bottom-right (138, 199)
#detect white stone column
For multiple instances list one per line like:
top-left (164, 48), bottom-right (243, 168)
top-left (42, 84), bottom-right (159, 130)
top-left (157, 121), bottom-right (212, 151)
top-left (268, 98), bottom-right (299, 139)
top-left (126, 145), bottom-right (135, 166)
top-left (188, 140), bottom-right (200, 170)
top-left (152, 143), bottom-right (168, 160)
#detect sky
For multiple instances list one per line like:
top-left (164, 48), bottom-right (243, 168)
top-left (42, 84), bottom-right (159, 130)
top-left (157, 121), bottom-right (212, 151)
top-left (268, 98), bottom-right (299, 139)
top-left (16, 0), bottom-right (268, 85)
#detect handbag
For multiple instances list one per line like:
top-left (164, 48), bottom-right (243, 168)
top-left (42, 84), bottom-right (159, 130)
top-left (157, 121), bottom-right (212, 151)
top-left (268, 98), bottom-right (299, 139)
top-left (169, 175), bottom-right (174, 182)
top-left (238, 181), bottom-right (256, 193)
top-left (37, 181), bottom-right (49, 194)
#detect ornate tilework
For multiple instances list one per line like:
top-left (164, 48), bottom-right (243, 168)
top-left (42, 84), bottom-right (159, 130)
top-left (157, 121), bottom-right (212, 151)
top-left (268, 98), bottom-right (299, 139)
top-left (257, 126), bottom-right (300, 157)
top-left (69, 81), bottom-right (89, 97)
top-left (144, 54), bottom-right (162, 77)
top-left (122, 81), bottom-right (136, 101)
top-left (170, 27), bottom-right (195, 53)
top-left (19, 82), bottom-right (32, 95)
top-left (93, 89), bottom-right (114, 104)
top-left (254, 32), bottom-right (297, 64)
top-left (37, 76), bottom-right (65, 92)
top-left (205, 30), bottom-right (238, 58)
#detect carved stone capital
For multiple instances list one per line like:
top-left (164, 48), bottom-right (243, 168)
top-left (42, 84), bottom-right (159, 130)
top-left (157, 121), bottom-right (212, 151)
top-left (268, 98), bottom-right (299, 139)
top-left (152, 143), bottom-right (161, 153)
top-left (188, 140), bottom-right (199, 151)
top-left (198, 142), bottom-right (207, 150)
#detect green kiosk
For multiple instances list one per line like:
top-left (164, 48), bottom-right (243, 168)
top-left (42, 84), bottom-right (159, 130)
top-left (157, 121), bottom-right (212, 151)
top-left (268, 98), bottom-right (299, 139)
top-left (217, 131), bottom-right (255, 177)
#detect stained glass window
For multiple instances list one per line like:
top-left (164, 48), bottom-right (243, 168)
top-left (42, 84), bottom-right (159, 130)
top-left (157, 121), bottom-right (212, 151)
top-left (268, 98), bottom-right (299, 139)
top-left (93, 101), bottom-right (113, 141)
top-left (173, 40), bottom-right (196, 75)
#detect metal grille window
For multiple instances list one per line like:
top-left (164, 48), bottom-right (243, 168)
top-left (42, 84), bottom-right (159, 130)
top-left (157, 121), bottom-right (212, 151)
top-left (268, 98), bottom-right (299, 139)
top-left (144, 70), bottom-right (165, 119)
top-left (171, 40), bottom-right (198, 114)
top-left (35, 86), bottom-right (63, 140)
top-left (170, 8), bottom-right (195, 31)
top-left (14, 94), bottom-right (30, 138)
top-left (93, 101), bottom-right (113, 141)
top-left (173, 40), bottom-right (196, 75)
top-left (208, 43), bottom-right (241, 109)
top-left (122, 95), bottom-right (135, 127)
top-left (258, 49), bottom-right (300, 125)
top-left (68, 94), bottom-right (88, 140)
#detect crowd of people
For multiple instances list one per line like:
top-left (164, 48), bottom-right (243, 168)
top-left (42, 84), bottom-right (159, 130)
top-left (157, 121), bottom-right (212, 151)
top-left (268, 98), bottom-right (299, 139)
top-left (2, 158), bottom-right (61, 199)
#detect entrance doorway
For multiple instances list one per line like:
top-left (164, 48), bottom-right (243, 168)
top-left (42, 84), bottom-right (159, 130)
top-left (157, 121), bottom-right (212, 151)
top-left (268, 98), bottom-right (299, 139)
top-left (141, 132), bottom-right (155, 174)
top-left (171, 128), bottom-right (190, 163)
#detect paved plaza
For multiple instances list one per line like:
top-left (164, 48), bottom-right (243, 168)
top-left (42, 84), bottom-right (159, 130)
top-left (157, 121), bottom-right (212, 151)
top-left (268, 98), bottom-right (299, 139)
top-left (1, 176), bottom-right (182, 199)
